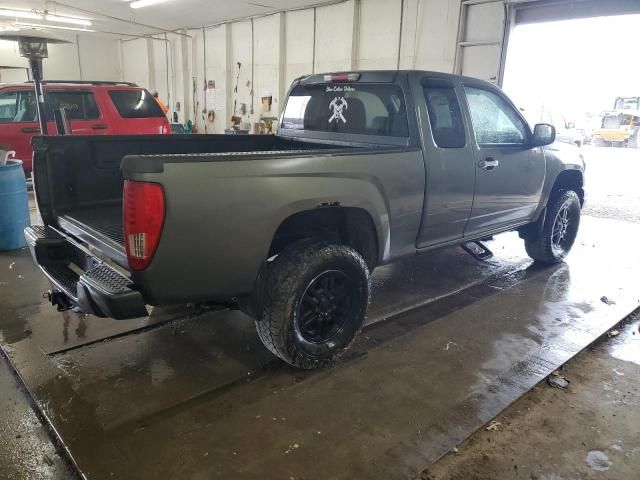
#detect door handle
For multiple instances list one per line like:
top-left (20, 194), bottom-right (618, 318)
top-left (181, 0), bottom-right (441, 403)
top-left (21, 127), bottom-right (40, 133)
top-left (91, 124), bottom-right (108, 130)
top-left (478, 157), bottom-right (499, 171)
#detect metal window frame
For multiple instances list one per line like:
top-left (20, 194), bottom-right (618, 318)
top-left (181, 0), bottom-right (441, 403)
top-left (453, 0), bottom-right (513, 86)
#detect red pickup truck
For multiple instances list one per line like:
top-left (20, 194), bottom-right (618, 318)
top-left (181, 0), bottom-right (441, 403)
top-left (0, 81), bottom-right (171, 175)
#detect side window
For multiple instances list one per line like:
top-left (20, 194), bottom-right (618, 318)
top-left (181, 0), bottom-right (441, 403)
top-left (45, 91), bottom-right (100, 120)
top-left (0, 91), bottom-right (37, 123)
top-left (464, 86), bottom-right (528, 145)
top-left (423, 81), bottom-right (465, 148)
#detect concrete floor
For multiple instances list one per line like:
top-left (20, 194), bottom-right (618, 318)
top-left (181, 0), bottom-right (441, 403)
top-left (1, 146), bottom-right (639, 479)
top-left (0, 353), bottom-right (71, 480)
top-left (423, 314), bottom-right (640, 480)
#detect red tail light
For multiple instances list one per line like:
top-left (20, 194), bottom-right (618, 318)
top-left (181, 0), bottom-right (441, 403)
top-left (161, 122), bottom-right (171, 135)
top-left (123, 180), bottom-right (165, 271)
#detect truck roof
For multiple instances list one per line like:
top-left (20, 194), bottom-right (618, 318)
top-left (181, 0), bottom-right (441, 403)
top-left (298, 70), bottom-right (496, 87)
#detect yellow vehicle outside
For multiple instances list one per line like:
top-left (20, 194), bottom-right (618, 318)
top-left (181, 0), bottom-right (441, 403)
top-left (592, 97), bottom-right (640, 148)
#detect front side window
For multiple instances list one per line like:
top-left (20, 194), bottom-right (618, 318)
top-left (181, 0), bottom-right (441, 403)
top-left (45, 91), bottom-right (100, 120)
top-left (423, 81), bottom-right (465, 148)
top-left (464, 86), bottom-right (528, 145)
top-left (0, 90), bottom-right (37, 123)
top-left (281, 84), bottom-right (409, 137)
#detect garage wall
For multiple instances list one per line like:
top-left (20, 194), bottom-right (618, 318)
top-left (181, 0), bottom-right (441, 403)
top-left (315, 1), bottom-right (356, 72)
top-left (152, 0), bottom-right (473, 131)
top-left (413, 0), bottom-right (462, 73)
top-left (0, 33), bottom-right (121, 81)
top-left (358, 0), bottom-right (402, 70)
top-left (121, 38), bottom-right (149, 87)
top-left (285, 9), bottom-right (314, 89)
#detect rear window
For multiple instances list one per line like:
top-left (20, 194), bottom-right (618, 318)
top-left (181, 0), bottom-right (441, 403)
top-left (281, 84), bottom-right (409, 137)
top-left (423, 82), bottom-right (466, 148)
top-left (109, 90), bottom-right (165, 118)
top-left (45, 91), bottom-right (100, 120)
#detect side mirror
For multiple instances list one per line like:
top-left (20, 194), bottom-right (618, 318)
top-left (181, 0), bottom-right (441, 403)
top-left (532, 123), bottom-right (556, 147)
top-left (566, 121), bottom-right (576, 129)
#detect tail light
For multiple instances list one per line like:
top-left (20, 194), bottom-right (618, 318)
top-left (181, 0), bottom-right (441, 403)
top-left (161, 122), bottom-right (171, 135)
top-left (123, 180), bottom-right (165, 271)
top-left (323, 73), bottom-right (361, 82)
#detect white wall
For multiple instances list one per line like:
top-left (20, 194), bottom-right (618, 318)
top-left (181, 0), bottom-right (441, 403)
top-left (253, 15), bottom-right (282, 118)
top-left (315, 2), bottom-right (356, 72)
top-left (121, 38), bottom-right (149, 87)
top-left (77, 35), bottom-right (121, 81)
top-left (358, 0), bottom-right (402, 69)
top-left (0, 33), bottom-right (121, 82)
top-left (203, 25), bottom-right (228, 132)
top-left (285, 9), bottom-right (314, 88)
top-left (137, 0), bottom-right (469, 131)
top-left (231, 20), bottom-right (253, 125)
top-left (414, 0), bottom-right (462, 72)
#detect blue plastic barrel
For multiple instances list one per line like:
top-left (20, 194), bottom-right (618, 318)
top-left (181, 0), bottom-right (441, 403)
top-left (0, 160), bottom-right (30, 251)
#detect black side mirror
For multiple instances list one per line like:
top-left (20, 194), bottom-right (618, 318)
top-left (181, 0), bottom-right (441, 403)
top-left (532, 123), bottom-right (556, 147)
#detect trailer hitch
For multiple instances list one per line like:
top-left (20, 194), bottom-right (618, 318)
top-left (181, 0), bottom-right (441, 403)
top-left (44, 290), bottom-right (73, 312)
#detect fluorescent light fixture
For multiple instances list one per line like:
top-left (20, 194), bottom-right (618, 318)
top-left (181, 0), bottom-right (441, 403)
top-left (130, 0), bottom-right (169, 9)
top-left (14, 22), bottom-right (95, 33)
top-left (0, 9), bottom-right (43, 20)
top-left (45, 15), bottom-right (92, 27)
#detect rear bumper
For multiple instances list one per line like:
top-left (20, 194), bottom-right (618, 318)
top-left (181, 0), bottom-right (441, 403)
top-left (25, 225), bottom-right (147, 320)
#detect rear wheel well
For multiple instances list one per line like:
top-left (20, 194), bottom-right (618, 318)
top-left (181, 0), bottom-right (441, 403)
top-left (268, 207), bottom-right (379, 270)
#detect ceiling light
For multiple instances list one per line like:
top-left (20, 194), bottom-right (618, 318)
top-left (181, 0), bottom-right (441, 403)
top-left (14, 22), bottom-right (95, 33)
top-left (130, 0), bottom-right (169, 9)
top-left (45, 14), bottom-right (92, 27)
top-left (0, 9), bottom-right (43, 20)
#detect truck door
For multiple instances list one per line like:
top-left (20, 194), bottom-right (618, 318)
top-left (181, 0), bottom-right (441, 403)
top-left (461, 83), bottom-right (545, 236)
top-left (414, 75), bottom-right (476, 248)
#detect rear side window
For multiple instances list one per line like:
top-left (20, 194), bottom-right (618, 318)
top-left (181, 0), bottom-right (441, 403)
top-left (0, 90), bottom-right (37, 123)
top-left (45, 91), bottom-right (100, 120)
top-left (109, 90), bottom-right (165, 118)
top-left (281, 84), bottom-right (409, 137)
top-left (423, 81), bottom-right (465, 148)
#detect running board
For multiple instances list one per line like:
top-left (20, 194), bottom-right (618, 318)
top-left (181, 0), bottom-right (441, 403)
top-left (461, 240), bottom-right (494, 261)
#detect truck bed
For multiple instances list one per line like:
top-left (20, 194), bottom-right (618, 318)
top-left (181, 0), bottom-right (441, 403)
top-left (58, 204), bottom-right (126, 266)
top-left (32, 134), bottom-right (362, 267)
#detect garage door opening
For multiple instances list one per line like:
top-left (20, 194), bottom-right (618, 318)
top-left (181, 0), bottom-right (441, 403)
top-left (502, 13), bottom-right (640, 224)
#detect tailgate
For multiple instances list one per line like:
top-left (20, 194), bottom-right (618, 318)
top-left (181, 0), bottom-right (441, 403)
top-left (24, 224), bottom-right (147, 319)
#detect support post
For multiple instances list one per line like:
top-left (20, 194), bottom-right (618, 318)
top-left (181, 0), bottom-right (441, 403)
top-left (29, 57), bottom-right (48, 135)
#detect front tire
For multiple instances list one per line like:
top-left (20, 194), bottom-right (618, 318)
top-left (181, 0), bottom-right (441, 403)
top-left (525, 190), bottom-right (581, 264)
top-left (255, 240), bottom-right (370, 369)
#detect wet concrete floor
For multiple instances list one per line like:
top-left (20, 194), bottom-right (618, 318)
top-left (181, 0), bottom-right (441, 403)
top-left (0, 215), bottom-right (638, 479)
top-left (0, 353), bottom-right (71, 480)
top-left (424, 313), bottom-right (640, 480)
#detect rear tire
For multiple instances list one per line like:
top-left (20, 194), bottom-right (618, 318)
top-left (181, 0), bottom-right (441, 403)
top-left (255, 240), bottom-right (370, 369)
top-left (525, 190), bottom-right (581, 264)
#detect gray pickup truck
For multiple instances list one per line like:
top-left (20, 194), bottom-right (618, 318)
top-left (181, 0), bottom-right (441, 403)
top-left (26, 71), bottom-right (585, 369)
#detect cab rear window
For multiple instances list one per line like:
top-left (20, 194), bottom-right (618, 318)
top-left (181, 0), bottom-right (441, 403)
top-left (108, 90), bottom-right (165, 118)
top-left (281, 84), bottom-right (409, 137)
